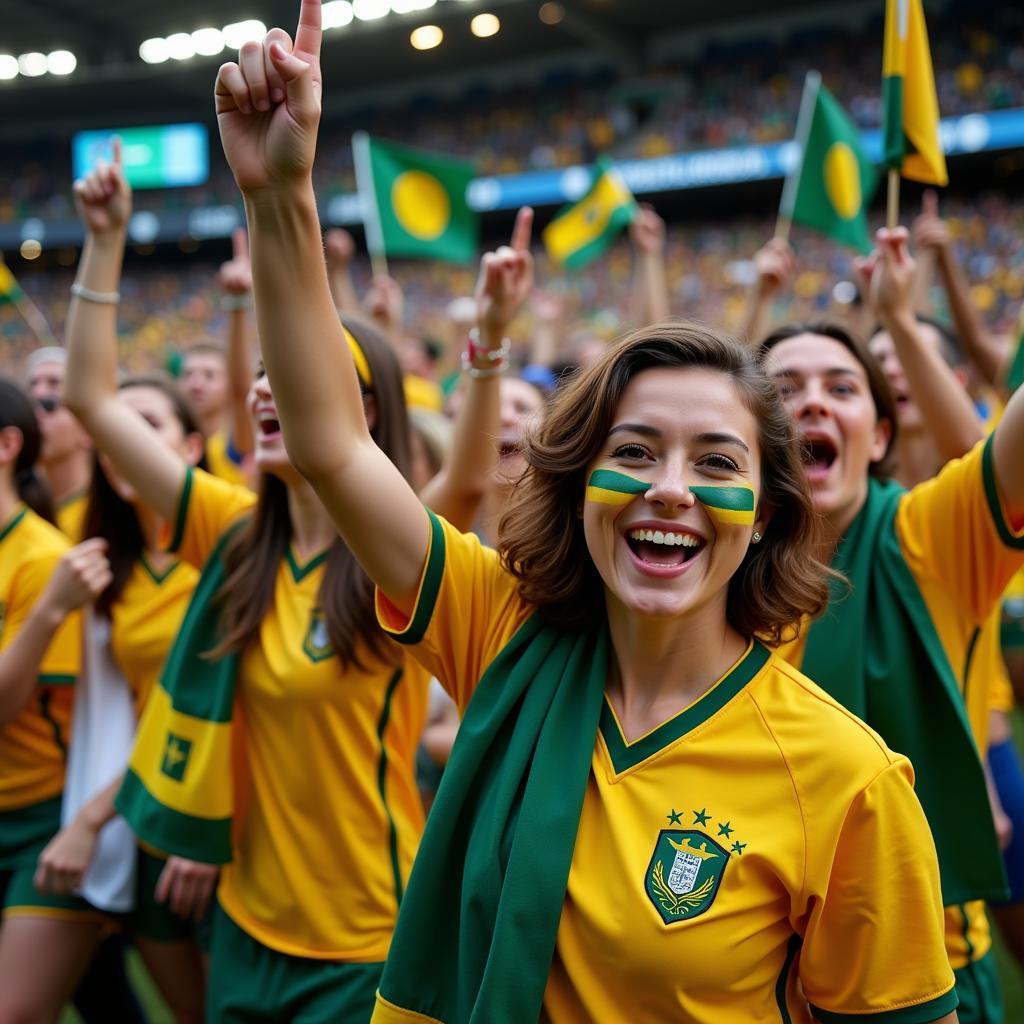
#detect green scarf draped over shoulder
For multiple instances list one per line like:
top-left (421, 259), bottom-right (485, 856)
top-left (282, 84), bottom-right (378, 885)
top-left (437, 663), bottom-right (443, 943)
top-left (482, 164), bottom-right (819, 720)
top-left (115, 523), bottom-right (245, 864)
top-left (802, 478), bottom-right (1007, 907)
top-left (376, 613), bottom-right (609, 1024)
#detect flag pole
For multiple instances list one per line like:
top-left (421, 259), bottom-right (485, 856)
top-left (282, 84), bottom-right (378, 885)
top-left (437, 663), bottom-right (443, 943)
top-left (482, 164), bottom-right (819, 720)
top-left (776, 70), bottom-right (821, 241)
top-left (9, 282), bottom-right (58, 347)
top-left (351, 132), bottom-right (390, 280)
top-left (886, 169), bottom-right (901, 229)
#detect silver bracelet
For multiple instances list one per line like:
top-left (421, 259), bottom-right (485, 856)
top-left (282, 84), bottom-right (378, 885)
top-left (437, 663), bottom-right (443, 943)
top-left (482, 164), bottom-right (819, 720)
top-left (221, 294), bottom-right (252, 311)
top-left (71, 282), bottom-right (120, 304)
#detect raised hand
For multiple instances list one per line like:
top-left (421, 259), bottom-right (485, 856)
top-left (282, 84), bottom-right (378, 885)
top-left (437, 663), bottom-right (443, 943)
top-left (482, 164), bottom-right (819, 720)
top-left (325, 228), bottom-right (355, 269)
top-left (364, 275), bottom-right (405, 337)
top-left (475, 206), bottom-right (535, 343)
top-left (72, 137), bottom-right (131, 236)
top-left (752, 237), bottom-right (796, 298)
top-left (215, 0), bottom-right (323, 194)
top-left (910, 189), bottom-right (952, 254)
top-left (629, 204), bottom-right (666, 256)
top-left (872, 227), bottom-right (917, 322)
top-left (219, 227), bottom-right (253, 295)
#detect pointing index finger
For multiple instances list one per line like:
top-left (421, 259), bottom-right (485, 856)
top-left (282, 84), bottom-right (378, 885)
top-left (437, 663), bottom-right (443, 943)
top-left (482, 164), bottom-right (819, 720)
top-left (232, 227), bottom-right (248, 261)
top-left (294, 0), bottom-right (323, 60)
top-left (510, 206), bottom-right (533, 253)
top-left (111, 136), bottom-right (123, 168)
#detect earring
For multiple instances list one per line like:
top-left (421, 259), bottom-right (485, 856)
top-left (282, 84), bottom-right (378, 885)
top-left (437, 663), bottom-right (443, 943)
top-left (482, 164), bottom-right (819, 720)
top-left (751, 531), bottom-right (762, 543)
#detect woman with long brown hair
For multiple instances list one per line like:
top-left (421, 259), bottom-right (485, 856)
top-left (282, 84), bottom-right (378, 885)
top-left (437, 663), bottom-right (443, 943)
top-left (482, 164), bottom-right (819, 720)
top-left (64, 129), bottom-right (531, 1020)
top-left (221, 6), bottom-right (960, 1019)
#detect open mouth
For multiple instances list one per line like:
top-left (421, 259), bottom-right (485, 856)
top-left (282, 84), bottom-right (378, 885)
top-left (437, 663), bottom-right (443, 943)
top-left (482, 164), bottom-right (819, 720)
top-left (800, 436), bottom-right (838, 477)
top-left (257, 415), bottom-right (281, 439)
top-left (626, 528), bottom-right (704, 567)
top-left (498, 438), bottom-right (521, 460)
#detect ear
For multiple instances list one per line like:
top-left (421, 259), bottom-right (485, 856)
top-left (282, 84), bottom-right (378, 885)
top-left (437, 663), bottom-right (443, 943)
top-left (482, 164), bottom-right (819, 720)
top-left (183, 431), bottom-right (206, 468)
top-left (0, 426), bottom-right (24, 467)
top-left (752, 501), bottom-right (774, 544)
top-left (869, 416), bottom-right (893, 465)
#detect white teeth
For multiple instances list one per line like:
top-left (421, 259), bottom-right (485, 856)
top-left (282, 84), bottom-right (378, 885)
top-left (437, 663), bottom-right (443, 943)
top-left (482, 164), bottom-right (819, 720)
top-left (628, 529), bottom-right (700, 547)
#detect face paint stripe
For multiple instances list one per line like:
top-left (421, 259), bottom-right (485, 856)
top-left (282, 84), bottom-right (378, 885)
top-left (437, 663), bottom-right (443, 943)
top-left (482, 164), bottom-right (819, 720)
top-left (587, 469), bottom-right (650, 495)
top-left (690, 484), bottom-right (757, 527)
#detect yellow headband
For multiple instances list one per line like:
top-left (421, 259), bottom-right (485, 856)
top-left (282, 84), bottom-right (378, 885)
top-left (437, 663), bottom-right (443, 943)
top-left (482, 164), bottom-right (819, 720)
top-left (345, 327), bottom-right (374, 391)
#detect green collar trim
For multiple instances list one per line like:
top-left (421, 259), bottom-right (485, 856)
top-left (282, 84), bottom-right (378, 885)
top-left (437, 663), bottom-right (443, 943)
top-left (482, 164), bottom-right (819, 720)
top-left (286, 546), bottom-right (329, 583)
top-left (57, 488), bottom-right (87, 510)
top-left (0, 505), bottom-right (27, 545)
top-left (167, 467), bottom-right (193, 554)
top-left (982, 432), bottom-right (1024, 549)
top-left (141, 553), bottom-right (180, 586)
top-left (600, 640), bottom-right (770, 774)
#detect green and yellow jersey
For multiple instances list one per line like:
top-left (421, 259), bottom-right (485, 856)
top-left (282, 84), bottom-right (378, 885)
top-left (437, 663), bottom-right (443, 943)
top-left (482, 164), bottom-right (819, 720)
top-left (0, 506), bottom-right (81, 811)
top-left (169, 467), bottom-right (430, 960)
top-left (375, 516), bottom-right (956, 1023)
top-left (56, 489), bottom-right (88, 543)
top-left (777, 437), bottom-right (1024, 971)
top-left (206, 430), bottom-right (251, 491)
top-left (110, 554), bottom-right (199, 716)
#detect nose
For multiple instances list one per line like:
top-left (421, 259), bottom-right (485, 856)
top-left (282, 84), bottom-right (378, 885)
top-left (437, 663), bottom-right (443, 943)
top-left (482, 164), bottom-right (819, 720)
top-left (794, 380), bottom-right (831, 421)
top-left (643, 459), bottom-right (696, 514)
top-left (251, 374), bottom-right (272, 401)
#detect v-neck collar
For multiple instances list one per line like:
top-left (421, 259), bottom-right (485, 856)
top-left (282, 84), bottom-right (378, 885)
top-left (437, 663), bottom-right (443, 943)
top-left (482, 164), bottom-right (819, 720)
top-left (286, 546), bottom-right (329, 583)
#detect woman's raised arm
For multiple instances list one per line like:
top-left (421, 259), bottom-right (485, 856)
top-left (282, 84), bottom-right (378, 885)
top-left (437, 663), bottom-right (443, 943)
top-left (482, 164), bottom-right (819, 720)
top-left (64, 140), bottom-right (189, 524)
top-left (219, 0), bottom-right (432, 608)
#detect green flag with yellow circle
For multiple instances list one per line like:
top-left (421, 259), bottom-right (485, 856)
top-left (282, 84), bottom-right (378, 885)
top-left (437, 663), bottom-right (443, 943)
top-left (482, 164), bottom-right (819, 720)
top-left (779, 72), bottom-right (879, 254)
top-left (352, 133), bottom-right (478, 264)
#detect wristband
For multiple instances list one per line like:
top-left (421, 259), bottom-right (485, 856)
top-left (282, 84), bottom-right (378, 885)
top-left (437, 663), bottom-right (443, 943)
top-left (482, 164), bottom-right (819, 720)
top-left (466, 328), bottom-right (511, 368)
top-left (71, 282), bottom-right (120, 304)
top-left (220, 294), bottom-right (253, 311)
top-left (461, 353), bottom-right (509, 378)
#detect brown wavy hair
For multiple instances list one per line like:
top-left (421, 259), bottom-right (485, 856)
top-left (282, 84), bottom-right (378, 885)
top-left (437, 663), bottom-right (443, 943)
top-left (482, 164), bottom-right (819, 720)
top-left (209, 316), bottom-right (412, 670)
top-left (499, 320), bottom-right (831, 644)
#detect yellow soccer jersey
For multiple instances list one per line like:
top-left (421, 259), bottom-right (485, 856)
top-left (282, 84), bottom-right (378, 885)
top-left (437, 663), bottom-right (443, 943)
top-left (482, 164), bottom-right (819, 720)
top-left (56, 490), bottom-right (87, 542)
top-left (376, 515), bottom-right (956, 1023)
top-left (110, 555), bottom-right (198, 716)
top-left (206, 430), bottom-right (251, 490)
top-left (170, 467), bottom-right (430, 960)
top-left (0, 506), bottom-right (81, 810)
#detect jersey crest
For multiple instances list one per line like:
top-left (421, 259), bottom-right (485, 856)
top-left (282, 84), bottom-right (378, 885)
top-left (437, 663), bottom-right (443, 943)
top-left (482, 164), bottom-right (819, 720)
top-left (302, 608), bottom-right (335, 663)
top-left (645, 829), bottom-right (729, 925)
top-left (161, 733), bottom-right (192, 782)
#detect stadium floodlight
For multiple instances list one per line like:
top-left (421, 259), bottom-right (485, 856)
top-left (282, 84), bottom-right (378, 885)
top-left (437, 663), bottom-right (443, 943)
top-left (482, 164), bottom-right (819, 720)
top-left (0, 55), bottom-right (19, 80)
top-left (393, 0), bottom-right (437, 13)
top-left (46, 50), bottom-right (77, 75)
top-left (352, 0), bottom-right (391, 21)
top-left (470, 13), bottom-right (499, 37)
top-left (18, 52), bottom-right (48, 77)
top-left (410, 24), bottom-right (443, 49)
top-left (222, 20), bottom-right (268, 49)
top-left (139, 37), bottom-right (170, 64)
top-left (322, 1), bottom-right (354, 29)
top-left (191, 28), bottom-right (225, 57)
top-left (166, 32), bottom-right (197, 61)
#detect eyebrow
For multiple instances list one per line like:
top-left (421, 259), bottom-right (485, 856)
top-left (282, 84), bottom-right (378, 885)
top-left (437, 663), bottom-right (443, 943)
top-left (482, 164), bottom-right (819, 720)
top-left (771, 367), bottom-right (862, 381)
top-left (608, 422), bottom-right (661, 438)
top-left (607, 424), bottom-right (749, 453)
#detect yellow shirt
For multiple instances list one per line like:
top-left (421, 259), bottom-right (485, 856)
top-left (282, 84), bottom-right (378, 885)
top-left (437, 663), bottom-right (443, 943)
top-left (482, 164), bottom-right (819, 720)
top-left (206, 430), bottom-right (251, 490)
top-left (777, 437), bottom-right (1024, 968)
top-left (56, 490), bottom-right (88, 542)
top-left (110, 555), bottom-right (198, 716)
top-left (377, 515), bottom-right (956, 1023)
top-left (170, 467), bottom-right (429, 960)
top-left (0, 506), bottom-right (81, 811)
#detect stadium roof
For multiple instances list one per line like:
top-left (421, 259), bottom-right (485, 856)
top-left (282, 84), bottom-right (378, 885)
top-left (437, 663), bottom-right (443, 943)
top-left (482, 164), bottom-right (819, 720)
top-left (2, 0), bottom-right (850, 134)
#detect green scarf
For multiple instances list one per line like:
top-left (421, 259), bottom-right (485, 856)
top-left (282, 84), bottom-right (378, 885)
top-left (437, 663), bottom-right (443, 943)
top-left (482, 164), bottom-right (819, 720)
top-left (114, 524), bottom-right (244, 864)
top-left (377, 613), bottom-right (609, 1024)
top-left (802, 478), bottom-right (1008, 906)
top-left (1007, 329), bottom-right (1024, 394)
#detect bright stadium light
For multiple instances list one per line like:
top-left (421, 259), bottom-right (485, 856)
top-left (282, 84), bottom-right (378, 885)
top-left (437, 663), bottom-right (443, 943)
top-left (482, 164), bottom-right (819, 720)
top-left (0, 55), bottom-right (19, 80)
top-left (353, 0), bottom-right (391, 21)
top-left (410, 24), bottom-right (443, 49)
top-left (322, 1), bottom-right (354, 28)
top-left (191, 28), bottom-right (225, 57)
top-left (18, 52), bottom-right (47, 77)
top-left (393, 0), bottom-right (436, 12)
top-left (470, 13), bottom-right (499, 37)
top-left (46, 50), bottom-right (77, 75)
top-left (139, 37), bottom-right (170, 64)
top-left (166, 32), bottom-right (196, 60)
top-left (222, 20), bottom-right (267, 48)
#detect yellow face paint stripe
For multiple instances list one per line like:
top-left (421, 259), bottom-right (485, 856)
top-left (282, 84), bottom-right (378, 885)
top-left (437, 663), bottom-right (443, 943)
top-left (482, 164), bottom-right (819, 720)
top-left (585, 469), bottom-right (649, 506)
top-left (690, 484), bottom-right (757, 527)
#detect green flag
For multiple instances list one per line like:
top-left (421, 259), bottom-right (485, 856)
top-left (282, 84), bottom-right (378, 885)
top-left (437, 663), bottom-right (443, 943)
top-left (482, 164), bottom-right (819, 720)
top-left (352, 133), bottom-right (478, 264)
top-left (0, 261), bottom-right (23, 306)
top-left (542, 157), bottom-right (637, 270)
top-left (779, 72), bottom-right (879, 254)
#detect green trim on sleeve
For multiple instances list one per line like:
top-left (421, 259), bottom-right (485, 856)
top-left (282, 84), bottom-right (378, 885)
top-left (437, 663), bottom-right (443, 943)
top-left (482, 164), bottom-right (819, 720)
top-left (774, 934), bottom-right (801, 1024)
top-left (37, 674), bottom-right (76, 687)
top-left (166, 466), bottom-right (194, 555)
top-left (376, 668), bottom-right (405, 908)
top-left (382, 510), bottom-right (446, 646)
top-left (982, 433), bottom-right (1024, 550)
top-left (810, 986), bottom-right (958, 1024)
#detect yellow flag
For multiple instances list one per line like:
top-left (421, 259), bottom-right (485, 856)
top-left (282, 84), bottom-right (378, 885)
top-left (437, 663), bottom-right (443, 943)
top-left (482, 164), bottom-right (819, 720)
top-left (882, 0), bottom-right (948, 185)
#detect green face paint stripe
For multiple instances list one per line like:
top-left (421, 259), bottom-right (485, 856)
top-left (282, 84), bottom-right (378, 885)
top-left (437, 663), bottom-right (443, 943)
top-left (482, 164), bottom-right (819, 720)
top-left (586, 469), bottom-right (649, 495)
top-left (689, 485), bottom-right (756, 512)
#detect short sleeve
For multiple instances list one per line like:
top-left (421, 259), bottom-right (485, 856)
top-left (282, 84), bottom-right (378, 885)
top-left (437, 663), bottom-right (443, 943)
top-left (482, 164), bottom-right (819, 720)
top-left (4, 553), bottom-right (80, 686)
top-left (897, 436), bottom-right (1024, 623)
top-left (375, 510), bottom-right (531, 712)
top-left (165, 466), bottom-right (256, 569)
top-left (799, 758), bottom-right (957, 1022)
